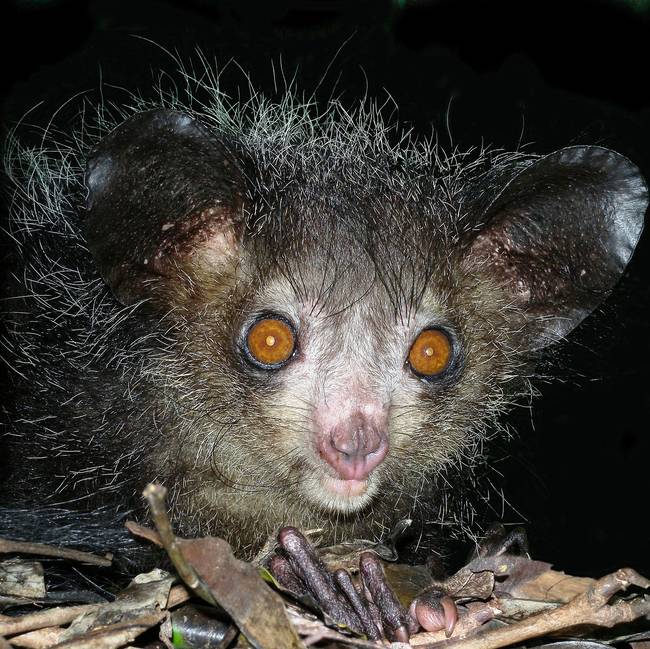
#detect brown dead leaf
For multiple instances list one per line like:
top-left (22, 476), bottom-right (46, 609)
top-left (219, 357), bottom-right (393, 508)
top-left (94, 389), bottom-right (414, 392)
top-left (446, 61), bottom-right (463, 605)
top-left (382, 562), bottom-right (435, 607)
top-left (177, 536), bottom-right (301, 649)
top-left (124, 521), bottom-right (163, 547)
top-left (439, 566), bottom-right (496, 601)
top-left (466, 554), bottom-right (596, 604)
top-left (412, 568), bottom-right (650, 649)
top-left (467, 554), bottom-right (552, 587)
top-left (318, 540), bottom-right (400, 573)
top-left (508, 570), bottom-right (596, 603)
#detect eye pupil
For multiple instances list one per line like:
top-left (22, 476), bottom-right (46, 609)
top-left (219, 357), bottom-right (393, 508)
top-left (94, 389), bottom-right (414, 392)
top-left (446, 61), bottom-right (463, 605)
top-left (408, 328), bottom-right (453, 377)
top-left (266, 335), bottom-right (276, 347)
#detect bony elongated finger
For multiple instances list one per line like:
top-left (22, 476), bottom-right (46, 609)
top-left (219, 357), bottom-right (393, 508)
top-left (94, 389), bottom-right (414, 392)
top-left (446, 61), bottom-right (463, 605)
top-left (268, 554), bottom-right (307, 596)
top-left (367, 601), bottom-right (385, 639)
top-left (277, 527), bottom-right (335, 594)
top-left (333, 569), bottom-right (382, 640)
top-left (359, 551), bottom-right (410, 642)
top-left (277, 527), bottom-right (362, 632)
top-left (409, 588), bottom-right (458, 636)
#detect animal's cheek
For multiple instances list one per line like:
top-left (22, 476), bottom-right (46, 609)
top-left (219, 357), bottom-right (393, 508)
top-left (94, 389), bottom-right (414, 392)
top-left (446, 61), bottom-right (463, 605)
top-left (385, 381), bottom-right (432, 440)
top-left (382, 381), bottom-right (470, 467)
top-left (254, 363), bottom-right (319, 453)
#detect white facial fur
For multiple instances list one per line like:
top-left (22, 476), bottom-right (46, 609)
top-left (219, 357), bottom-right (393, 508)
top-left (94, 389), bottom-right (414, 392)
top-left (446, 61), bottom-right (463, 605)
top-left (247, 273), bottom-right (453, 514)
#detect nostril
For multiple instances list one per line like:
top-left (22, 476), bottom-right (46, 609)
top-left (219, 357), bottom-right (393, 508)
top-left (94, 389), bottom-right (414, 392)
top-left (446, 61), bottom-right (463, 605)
top-left (330, 425), bottom-right (381, 458)
top-left (330, 433), bottom-right (355, 458)
top-left (331, 432), bottom-right (351, 457)
top-left (320, 426), bottom-right (389, 481)
top-left (361, 427), bottom-right (381, 454)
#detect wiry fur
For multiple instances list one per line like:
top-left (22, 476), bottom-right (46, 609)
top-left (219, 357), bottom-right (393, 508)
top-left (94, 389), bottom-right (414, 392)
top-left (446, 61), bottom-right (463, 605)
top-left (1, 60), bottom-right (545, 562)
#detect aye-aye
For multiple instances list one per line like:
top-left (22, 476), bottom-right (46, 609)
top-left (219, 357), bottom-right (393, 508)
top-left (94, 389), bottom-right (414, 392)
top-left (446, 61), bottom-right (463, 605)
top-left (1, 79), bottom-right (646, 563)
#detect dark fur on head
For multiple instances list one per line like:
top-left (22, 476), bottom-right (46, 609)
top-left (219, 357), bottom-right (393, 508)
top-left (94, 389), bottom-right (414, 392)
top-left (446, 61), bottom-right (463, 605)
top-left (1, 64), bottom-right (646, 561)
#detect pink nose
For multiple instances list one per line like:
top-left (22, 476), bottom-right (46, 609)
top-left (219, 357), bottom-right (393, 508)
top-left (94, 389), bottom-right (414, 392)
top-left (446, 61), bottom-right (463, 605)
top-left (319, 413), bottom-right (389, 480)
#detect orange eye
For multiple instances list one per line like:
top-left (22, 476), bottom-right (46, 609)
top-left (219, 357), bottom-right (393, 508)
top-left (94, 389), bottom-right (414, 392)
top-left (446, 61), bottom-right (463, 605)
top-left (246, 317), bottom-right (296, 367)
top-left (408, 329), bottom-right (453, 377)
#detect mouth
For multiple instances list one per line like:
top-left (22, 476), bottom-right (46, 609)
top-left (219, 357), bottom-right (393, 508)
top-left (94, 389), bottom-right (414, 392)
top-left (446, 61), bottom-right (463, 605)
top-left (320, 474), bottom-right (368, 498)
top-left (299, 465), bottom-right (378, 513)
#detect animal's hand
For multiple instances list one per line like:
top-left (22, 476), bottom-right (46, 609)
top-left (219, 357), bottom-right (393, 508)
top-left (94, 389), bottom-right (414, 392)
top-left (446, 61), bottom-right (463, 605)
top-left (268, 526), bottom-right (457, 642)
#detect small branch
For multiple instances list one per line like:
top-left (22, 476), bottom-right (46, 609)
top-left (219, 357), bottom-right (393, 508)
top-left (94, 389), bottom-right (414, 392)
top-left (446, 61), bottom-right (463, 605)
top-left (167, 584), bottom-right (192, 609)
top-left (49, 611), bottom-right (166, 649)
top-left (0, 604), bottom-right (99, 638)
top-left (5, 627), bottom-right (64, 649)
top-left (3, 583), bottom-right (190, 649)
top-left (0, 539), bottom-right (111, 568)
top-left (419, 568), bottom-right (650, 649)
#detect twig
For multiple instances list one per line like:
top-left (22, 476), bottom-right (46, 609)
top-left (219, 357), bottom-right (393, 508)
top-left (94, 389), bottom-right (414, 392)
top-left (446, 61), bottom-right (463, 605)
top-left (142, 483), bottom-right (218, 607)
top-left (167, 584), bottom-right (192, 609)
top-left (419, 568), bottom-right (650, 649)
top-left (0, 539), bottom-right (112, 568)
top-left (0, 582), bottom-right (189, 641)
top-left (49, 611), bottom-right (166, 648)
top-left (0, 604), bottom-right (99, 637)
top-left (6, 627), bottom-right (64, 648)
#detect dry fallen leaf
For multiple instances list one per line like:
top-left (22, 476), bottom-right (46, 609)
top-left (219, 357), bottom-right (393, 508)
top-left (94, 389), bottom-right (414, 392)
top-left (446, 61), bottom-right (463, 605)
top-left (175, 536), bottom-right (301, 649)
top-left (0, 559), bottom-right (45, 600)
top-left (143, 483), bottom-right (301, 649)
top-left (55, 568), bottom-right (174, 646)
top-left (6, 486), bottom-right (648, 649)
top-left (507, 569), bottom-right (596, 603)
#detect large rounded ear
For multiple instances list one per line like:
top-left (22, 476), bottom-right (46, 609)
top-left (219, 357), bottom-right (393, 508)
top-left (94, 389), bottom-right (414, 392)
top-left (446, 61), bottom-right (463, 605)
top-left (465, 146), bottom-right (647, 350)
top-left (84, 109), bottom-right (244, 306)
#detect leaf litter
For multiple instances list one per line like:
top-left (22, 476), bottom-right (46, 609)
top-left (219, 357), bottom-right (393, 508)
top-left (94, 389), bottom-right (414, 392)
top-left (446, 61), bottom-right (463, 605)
top-left (0, 484), bottom-right (647, 649)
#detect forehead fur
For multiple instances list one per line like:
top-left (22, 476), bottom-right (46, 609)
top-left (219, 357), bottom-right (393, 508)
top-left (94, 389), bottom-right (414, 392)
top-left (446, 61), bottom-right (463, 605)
top-left (243, 179), bottom-right (464, 319)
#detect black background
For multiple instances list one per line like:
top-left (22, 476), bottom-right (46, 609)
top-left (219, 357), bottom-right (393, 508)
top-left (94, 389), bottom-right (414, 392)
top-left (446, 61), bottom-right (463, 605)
top-left (1, 0), bottom-right (648, 575)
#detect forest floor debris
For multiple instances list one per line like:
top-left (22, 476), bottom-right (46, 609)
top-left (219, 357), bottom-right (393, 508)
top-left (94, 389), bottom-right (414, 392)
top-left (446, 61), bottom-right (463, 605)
top-left (1, 485), bottom-right (648, 649)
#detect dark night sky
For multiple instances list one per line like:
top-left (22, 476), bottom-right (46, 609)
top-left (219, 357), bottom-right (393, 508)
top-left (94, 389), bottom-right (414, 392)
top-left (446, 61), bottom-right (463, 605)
top-left (1, 0), bottom-right (649, 575)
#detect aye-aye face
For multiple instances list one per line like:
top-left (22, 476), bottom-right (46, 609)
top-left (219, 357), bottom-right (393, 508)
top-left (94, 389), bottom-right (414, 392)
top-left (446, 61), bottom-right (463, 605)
top-left (169, 227), bottom-right (521, 520)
